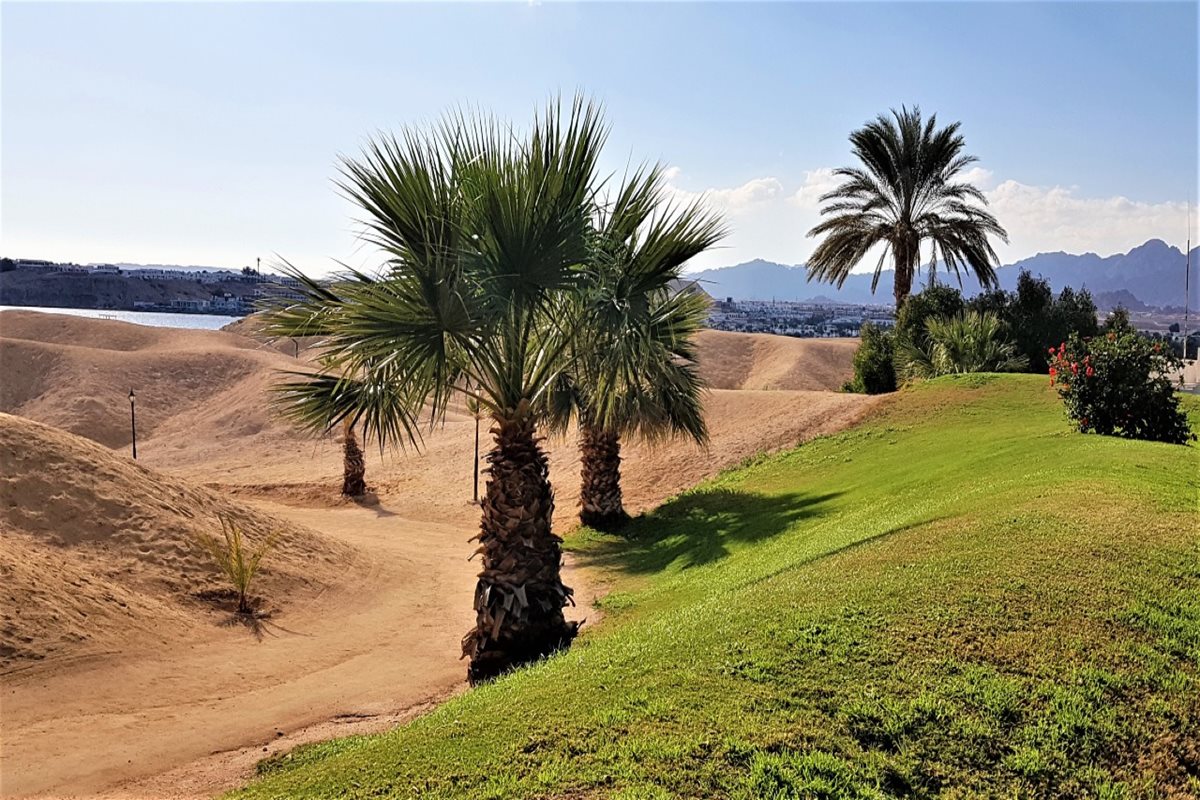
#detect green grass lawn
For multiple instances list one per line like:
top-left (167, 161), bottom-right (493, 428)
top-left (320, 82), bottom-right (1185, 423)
top-left (235, 374), bottom-right (1200, 799)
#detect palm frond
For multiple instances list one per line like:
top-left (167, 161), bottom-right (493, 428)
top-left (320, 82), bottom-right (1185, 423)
top-left (261, 95), bottom-right (610, 445)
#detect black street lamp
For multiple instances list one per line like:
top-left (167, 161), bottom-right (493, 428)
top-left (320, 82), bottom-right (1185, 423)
top-left (128, 389), bottom-right (137, 460)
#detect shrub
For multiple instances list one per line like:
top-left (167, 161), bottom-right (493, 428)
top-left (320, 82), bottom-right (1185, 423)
top-left (845, 322), bottom-right (897, 394)
top-left (895, 284), bottom-right (965, 352)
top-left (193, 515), bottom-right (280, 614)
top-left (900, 311), bottom-right (1028, 379)
top-left (1048, 330), bottom-right (1193, 444)
top-left (969, 271), bottom-right (1099, 372)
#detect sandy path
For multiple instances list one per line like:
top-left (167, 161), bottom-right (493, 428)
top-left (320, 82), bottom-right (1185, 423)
top-left (1, 503), bottom-right (594, 799)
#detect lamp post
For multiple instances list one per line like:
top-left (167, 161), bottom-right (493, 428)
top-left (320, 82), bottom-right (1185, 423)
top-left (128, 389), bottom-right (137, 460)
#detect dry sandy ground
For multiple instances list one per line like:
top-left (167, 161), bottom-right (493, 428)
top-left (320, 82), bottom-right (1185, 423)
top-left (0, 310), bottom-right (875, 799)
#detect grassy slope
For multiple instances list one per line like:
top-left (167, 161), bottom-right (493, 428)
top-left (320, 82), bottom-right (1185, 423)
top-left (236, 375), bottom-right (1200, 799)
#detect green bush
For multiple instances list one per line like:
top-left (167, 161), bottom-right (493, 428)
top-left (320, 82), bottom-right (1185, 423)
top-left (969, 271), bottom-right (1098, 372)
top-left (900, 311), bottom-right (1028, 379)
top-left (845, 322), bottom-right (897, 394)
top-left (1049, 330), bottom-right (1193, 444)
top-left (894, 284), bottom-right (965, 352)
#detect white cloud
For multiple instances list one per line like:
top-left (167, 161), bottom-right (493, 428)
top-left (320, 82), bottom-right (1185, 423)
top-left (984, 180), bottom-right (1193, 260)
top-left (664, 169), bottom-right (783, 216)
top-left (789, 167), bottom-right (841, 209)
top-left (666, 166), bottom-right (1195, 273)
top-left (961, 166), bottom-right (995, 189)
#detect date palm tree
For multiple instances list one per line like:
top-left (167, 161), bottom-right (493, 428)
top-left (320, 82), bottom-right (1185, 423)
top-left (806, 106), bottom-right (1008, 309)
top-left (261, 97), bottom-right (605, 683)
top-left (552, 166), bottom-right (724, 529)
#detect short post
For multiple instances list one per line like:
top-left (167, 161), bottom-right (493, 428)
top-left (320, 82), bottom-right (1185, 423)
top-left (128, 389), bottom-right (137, 460)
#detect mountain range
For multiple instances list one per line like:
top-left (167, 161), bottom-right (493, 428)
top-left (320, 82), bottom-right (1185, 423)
top-left (689, 239), bottom-right (1199, 309)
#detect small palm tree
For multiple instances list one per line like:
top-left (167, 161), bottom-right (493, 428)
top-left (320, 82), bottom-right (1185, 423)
top-left (552, 165), bottom-right (724, 529)
top-left (900, 310), bottom-right (1028, 378)
top-left (193, 515), bottom-right (279, 615)
top-left (262, 97), bottom-right (605, 683)
top-left (806, 106), bottom-right (1008, 309)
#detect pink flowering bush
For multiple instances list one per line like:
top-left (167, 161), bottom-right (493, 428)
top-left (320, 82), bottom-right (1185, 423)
top-left (1048, 331), bottom-right (1193, 444)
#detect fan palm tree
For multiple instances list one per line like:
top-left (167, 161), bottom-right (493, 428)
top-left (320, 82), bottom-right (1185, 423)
top-left (341, 419), bottom-right (366, 497)
top-left (261, 97), bottom-right (605, 683)
top-left (806, 106), bottom-right (1008, 309)
top-left (900, 310), bottom-right (1028, 378)
top-left (551, 166), bottom-right (725, 530)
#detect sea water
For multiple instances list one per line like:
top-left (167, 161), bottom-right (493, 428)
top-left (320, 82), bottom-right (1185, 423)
top-left (0, 305), bottom-right (242, 331)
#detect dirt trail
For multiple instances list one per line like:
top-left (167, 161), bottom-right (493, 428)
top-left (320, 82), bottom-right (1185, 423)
top-left (4, 503), bottom-right (600, 799)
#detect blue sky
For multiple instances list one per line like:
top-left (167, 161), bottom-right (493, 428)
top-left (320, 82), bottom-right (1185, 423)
top-left (2, 1), bottom-right (1197, 273)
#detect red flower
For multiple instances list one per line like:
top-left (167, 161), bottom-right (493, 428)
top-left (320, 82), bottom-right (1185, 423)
top-left (1070, 362), bottom-right (1078, 375)
top-left (1049, 367), bottom-right (1057, 376)
top-left (1048, 346), bottom-right (1056, 355)
top-left (1086, 366), bottom-right (1094, 377)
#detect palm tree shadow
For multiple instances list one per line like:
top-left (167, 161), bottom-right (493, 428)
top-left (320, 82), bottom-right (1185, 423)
top-left (349, 491), bottom-right (398, 517)
top-left (577, 488), bottom-right (843, 575)
top-left (196, 590), bottom-right (312, 641)
top-left (218, 610), bottom-right (275, 642)
top-left (216, 608), bottom-right (313, 641)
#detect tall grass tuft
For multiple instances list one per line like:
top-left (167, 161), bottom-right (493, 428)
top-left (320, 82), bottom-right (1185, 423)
top-left (194, 515), bottom-right (279, 614)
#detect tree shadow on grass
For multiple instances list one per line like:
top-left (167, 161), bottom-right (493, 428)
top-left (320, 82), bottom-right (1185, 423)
top-left (576, 488), bottom-right (843, 576)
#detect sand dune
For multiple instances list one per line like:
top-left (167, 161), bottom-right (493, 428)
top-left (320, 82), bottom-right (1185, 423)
top-left (1, 310), bottom-right (863, 515)
top-left (0, 309), bottom-right (874, 797)
top-left (0, 413), bottom-right (354, 669)
top-left (0, 310), bottom-right (296, 448)
top-left (694, 329), bottom-right (857, 391)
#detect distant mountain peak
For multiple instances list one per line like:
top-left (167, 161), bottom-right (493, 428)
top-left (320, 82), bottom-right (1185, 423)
top-left (1133, 238), bottom-right (1170, 250)
top-left (689, 238), bottom-right (1196, 308)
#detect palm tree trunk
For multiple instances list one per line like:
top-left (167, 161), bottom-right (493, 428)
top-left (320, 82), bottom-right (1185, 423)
top-left (893, 242), bottom-right (917, 309)
top-left (579, 423), bottom-right (628, 530)
top-left (341, 422), bottom-right (366, 497)
top-left (463, 408), bottom-right (576, 683)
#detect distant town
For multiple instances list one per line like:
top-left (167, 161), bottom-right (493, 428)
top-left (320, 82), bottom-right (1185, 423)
top-left (706, 296), bottom-right (894, 338)
top-left (3, 257), bottom-right (1193, 346)
top-left (1, 257), bottom-right (902, 336)
top-left (0, 258), bottom-right (305, 316)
